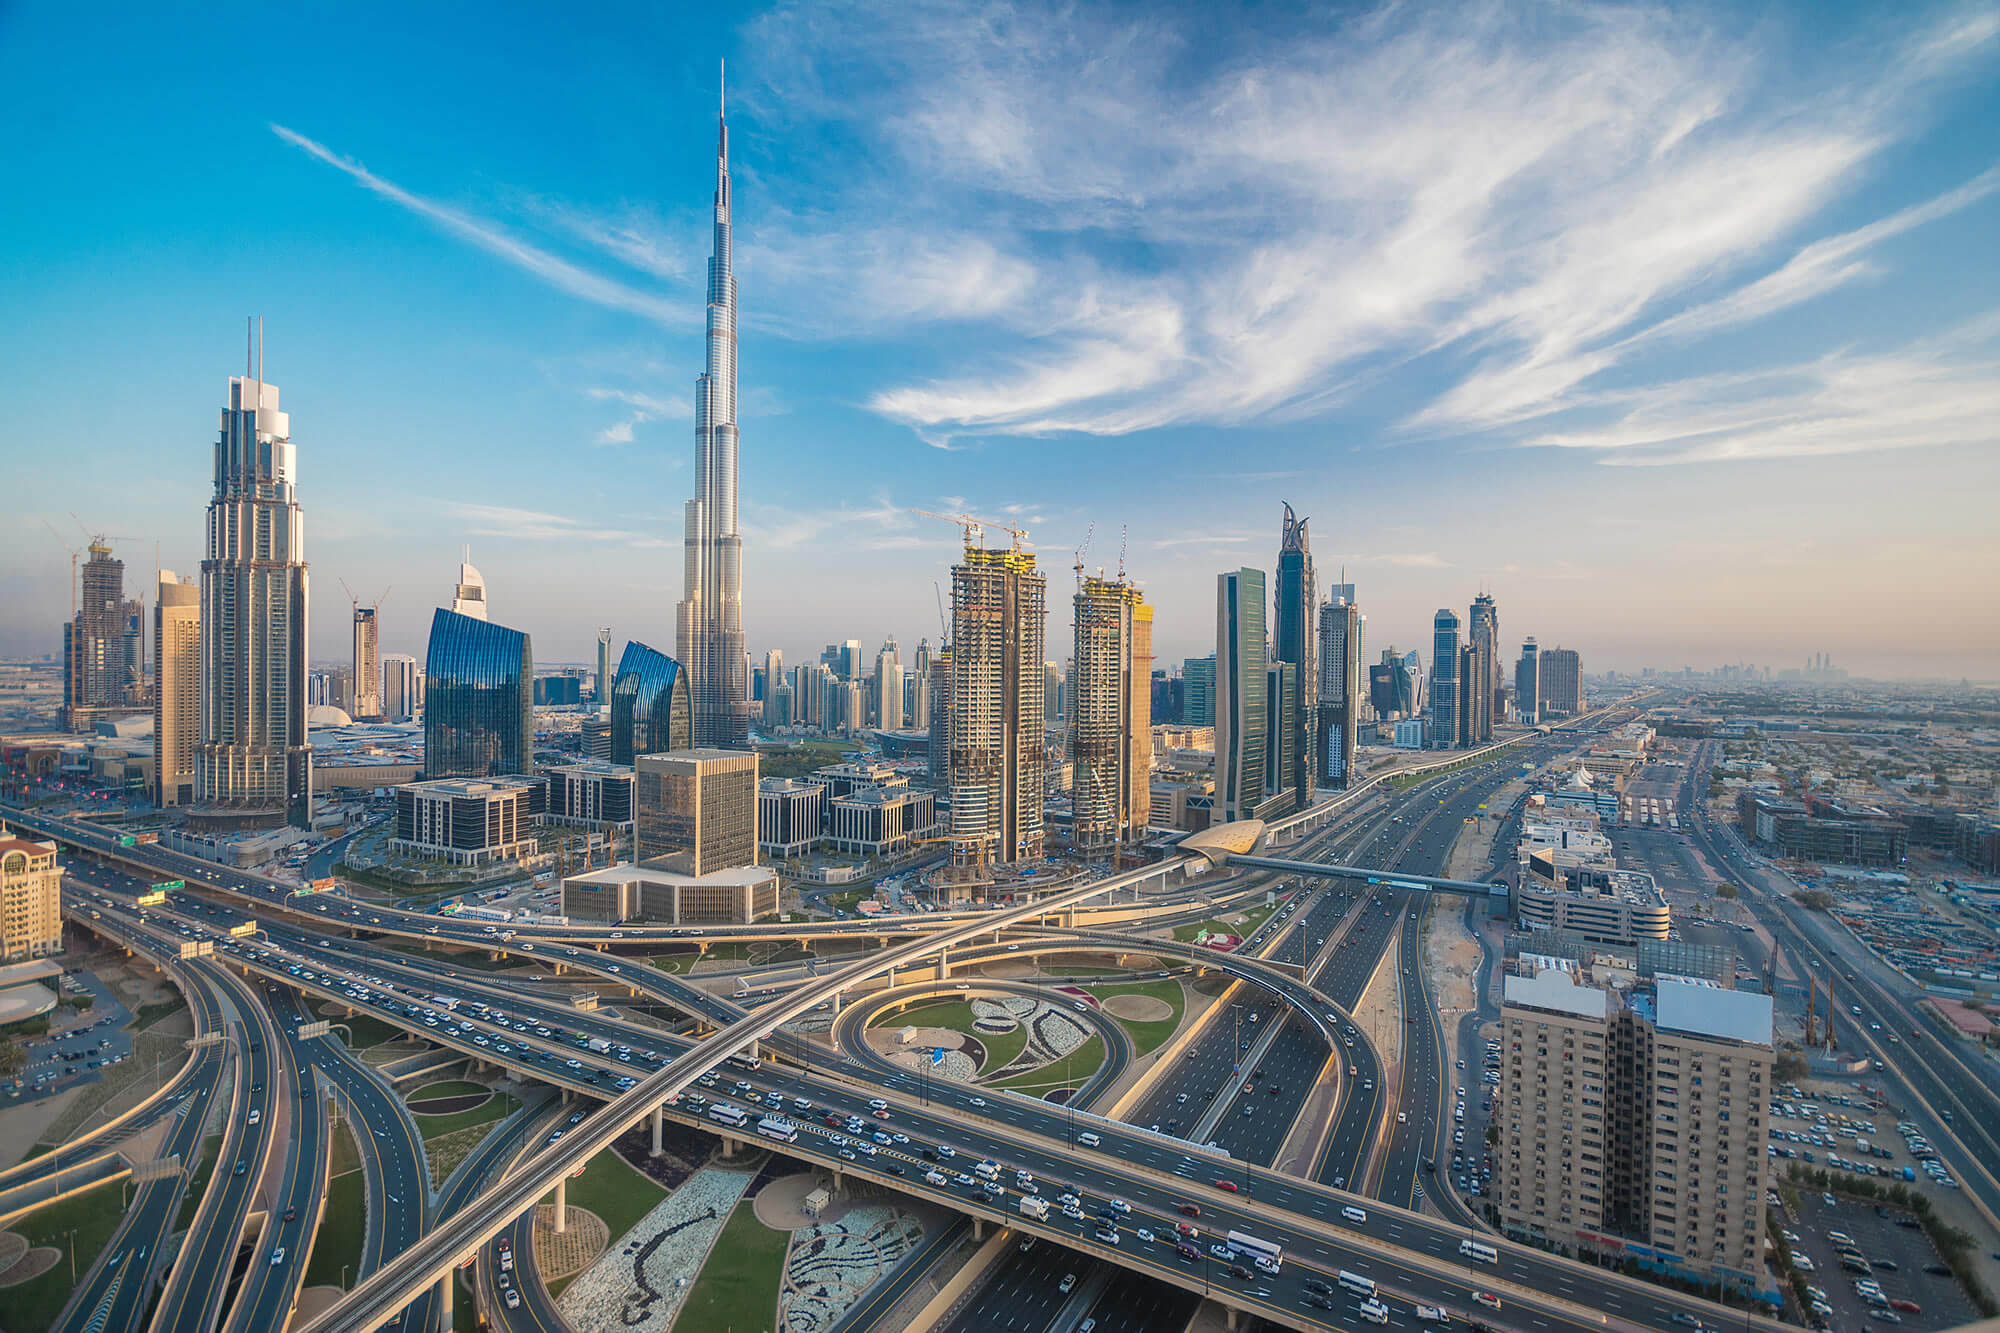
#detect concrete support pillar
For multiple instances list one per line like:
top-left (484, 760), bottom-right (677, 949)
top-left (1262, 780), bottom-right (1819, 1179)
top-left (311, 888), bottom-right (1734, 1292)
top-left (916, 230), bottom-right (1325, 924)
top-left (1223, 1307), bottom-right (1240, 1331)
top-left (651, 1105), bottom-right (664, 1155)
top-left (721, 1136), bottom-right (736, 1158)
top-left (937, 947), bottom-right (948, 978)
top-left (555, 1178), bottom-right (568, 1233)
top-left (973, 1216), bottom-right (985, 1241)
top-left (831, 991), bottom-right (843, 1015)
top-left (438, 1272), bottom-right (454, 1321)
top-left (831, 1169), bottom-right (842, 1190)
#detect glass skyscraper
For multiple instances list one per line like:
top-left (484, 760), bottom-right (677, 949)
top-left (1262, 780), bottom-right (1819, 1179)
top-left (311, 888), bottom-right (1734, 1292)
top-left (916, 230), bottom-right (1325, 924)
top-left (611, 640), bottom-right (693, 764)
top-left (423, 607), bottom-right (533, 779)
top-left (1216, 567), bottom-right (1269, 821)
top-left (1273, 503), bottom-right (1316, 813)
top-left (1430, 609), bottom-right (1461, 750)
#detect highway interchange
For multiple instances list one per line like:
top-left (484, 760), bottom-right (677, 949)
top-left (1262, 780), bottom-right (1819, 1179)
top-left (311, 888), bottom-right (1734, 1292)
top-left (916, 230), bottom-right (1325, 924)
top-left (0, 715), bottom-right (1896, 1333)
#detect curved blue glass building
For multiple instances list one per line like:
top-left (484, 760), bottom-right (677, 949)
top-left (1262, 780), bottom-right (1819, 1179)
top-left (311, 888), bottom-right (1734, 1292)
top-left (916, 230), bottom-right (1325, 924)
top-left (424, 608), bottom-right (534, 779)
top-left (611, 640), bottom-right (692, 765)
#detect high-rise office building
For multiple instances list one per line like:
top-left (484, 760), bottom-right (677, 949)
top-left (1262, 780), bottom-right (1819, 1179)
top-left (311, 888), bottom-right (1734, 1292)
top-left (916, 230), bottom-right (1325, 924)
top-left (634, 749), bottom-right (760, 877)
top-left (451, 549), bottom-right (487, 621)
top-left (351, 604), bottom-right (382, 720)
top-left (1402, 648), bottom-right (1424, 714)
top-left (200, 353), bottom-right (311, 826)
top-left (1215, 568), bottom-right (1270, 821)
top-left (1540, 647), bottom-right (1583, 716)
top-left (1273, 504), bottom-right (1316, 812)
top-left (1264, 661), bottom-right (1295, 810)
top-left (945, 543), bottom-right (1046, 878)
top-left (0, 825), bottom-right (63, 962)
top-left (1497, 957), bottom-right (1771, 1289)
top-left (1468, 593), bottom-right (1498, 744)
top-left (595, 627), bottom-right (613, 703)
top-left (1322, 581), bottom-right (1355, 607)
top-left (1182, 655), bottom-right (1216, 727)
top-left (610, 641), bottom-right (693, 764)
top-left (1317, 596), bottom-right (1361, 786)
top-left (1070, 574), bottom-right (1153, 854)
top-left (927, 648), bottom-right (951, 788)
top-left (153, 574), bottom-right (200, 807)
top-left (423, 607), bottom-right (532, 780)
top-left (1516, 637), bottom-right (1541, 724)
top-left (759, 649), bottom-right (785, 728)
top-left (61, 540), bottom-right (144, 732)
top-left (675, 88), bottom-right (752, 749)
top-left (1429, 609), bottom-right (1461, 750)
top-left (910, 638), bottom-right (932, 731)
top-left (875, 640), bottom-right (903, 730)
top-left (382, 653), bottom-right (420, 722)
top-left (1458, 643), bottom-right (1477, 747)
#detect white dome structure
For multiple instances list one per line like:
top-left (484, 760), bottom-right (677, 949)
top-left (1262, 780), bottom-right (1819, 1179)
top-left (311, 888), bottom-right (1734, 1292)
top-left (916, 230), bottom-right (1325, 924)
top-left (307, 704), bottom-right (353, 727)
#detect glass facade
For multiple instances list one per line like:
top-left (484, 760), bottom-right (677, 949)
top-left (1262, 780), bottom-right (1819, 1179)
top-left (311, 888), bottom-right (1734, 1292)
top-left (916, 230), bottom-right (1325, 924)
top-left (423, 608), bottom-right (533, 779)
top-left (610, 640), bottom-right (692, 765)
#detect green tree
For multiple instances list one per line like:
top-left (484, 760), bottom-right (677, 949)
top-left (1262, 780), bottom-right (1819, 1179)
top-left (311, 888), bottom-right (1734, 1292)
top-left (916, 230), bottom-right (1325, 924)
top-left (1715, 882), bottom-right (1739, 900)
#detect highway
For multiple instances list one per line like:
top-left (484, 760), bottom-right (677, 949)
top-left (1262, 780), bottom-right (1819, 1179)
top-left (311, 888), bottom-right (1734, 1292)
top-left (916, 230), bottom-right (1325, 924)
top-left (51, 927), bottom-right (232, 1333)
top-left (74, 865), bottom-right (1783, 1333)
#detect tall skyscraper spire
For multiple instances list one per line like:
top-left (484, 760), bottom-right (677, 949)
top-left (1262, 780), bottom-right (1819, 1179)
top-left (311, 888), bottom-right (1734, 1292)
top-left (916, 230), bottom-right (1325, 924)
top-left (677, 67), bottom-right (751, 746)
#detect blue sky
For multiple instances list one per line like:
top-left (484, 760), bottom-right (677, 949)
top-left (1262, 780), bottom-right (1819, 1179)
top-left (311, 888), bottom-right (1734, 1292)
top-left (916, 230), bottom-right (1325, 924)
top-left (4, 1), bottom-right (1998, 680)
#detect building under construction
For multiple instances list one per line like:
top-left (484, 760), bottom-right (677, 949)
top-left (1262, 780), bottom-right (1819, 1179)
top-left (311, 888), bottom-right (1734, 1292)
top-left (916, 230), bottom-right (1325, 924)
top-left (945, 543), bottom-right (1047, 886)
top-left (1070, 574), bottom-right (1152, 855)
top-left (61, 540), bottom-right (146, 732)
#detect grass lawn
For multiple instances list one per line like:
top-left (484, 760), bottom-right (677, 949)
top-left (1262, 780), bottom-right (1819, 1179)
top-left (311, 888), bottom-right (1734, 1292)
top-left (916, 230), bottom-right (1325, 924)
top-left (540, 1148), bottom-right (666, 1244)
top-left (990, 1035), bottom-right (1106, 1094)
top-left (976, 1022), bottom-right (1029, 1072)
top-left (175, 1132), bottom-right (223, 1231)
top-left (132, 1000), bottom-right (184, 1030)
top-left (407, 1079), bottom-right (488, 1101)
top-left (7, 1177), bottom-right (130, 1332)
top-left (825, 887), bottom-right (872, 915)
top-left (326, 1012), bottom-right (403, 1049)
top-left (1088, 979), bottom-right (1186, 1055)
top-left (305, 1167), bottom-right (366, 1289)
top-left (678, 1199), bottom-right (788, 1333)
top-left (1170, 918), bottom-right (1242, 943)
top-left (415, 1093), bottom-right (519, 1140)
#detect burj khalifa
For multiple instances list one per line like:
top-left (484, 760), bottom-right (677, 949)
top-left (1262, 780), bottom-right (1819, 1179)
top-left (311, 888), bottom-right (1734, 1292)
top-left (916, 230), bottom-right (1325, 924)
top-left (676, 77), bottom-right (752, 747)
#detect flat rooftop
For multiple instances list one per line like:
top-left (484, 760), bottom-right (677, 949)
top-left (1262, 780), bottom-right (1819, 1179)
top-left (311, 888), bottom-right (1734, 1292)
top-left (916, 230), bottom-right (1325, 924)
top-left (1504, 966), bottom-right (1610, 1021)
top-left (1655, 975), bottom-right (1773, 1047)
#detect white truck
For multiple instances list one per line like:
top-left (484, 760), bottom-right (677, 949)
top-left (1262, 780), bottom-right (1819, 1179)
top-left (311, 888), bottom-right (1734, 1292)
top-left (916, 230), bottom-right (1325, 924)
top-left (587, 1037), bottom-right (613, 1054)
top-left (1018, 1195), bottom-right (1050, 1221)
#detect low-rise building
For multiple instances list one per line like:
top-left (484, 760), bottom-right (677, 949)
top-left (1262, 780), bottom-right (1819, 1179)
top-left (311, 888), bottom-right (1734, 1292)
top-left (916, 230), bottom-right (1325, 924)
top-left (544, 760), bottom-right (635, 832)
top-left (1514, 850), bottom-right (1670, 944)
top-left (560, 862), bottom-right (778, 925)
top-left (390, 777), bottom-right (539, 867)
top-left (758, 779), bottom-right (823, 859)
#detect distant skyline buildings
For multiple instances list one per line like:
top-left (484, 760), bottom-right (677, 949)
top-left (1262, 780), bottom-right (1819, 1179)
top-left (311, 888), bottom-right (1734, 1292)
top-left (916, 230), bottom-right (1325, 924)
top-left (1429, 608), bottom-right (1461, 751)
top-left (61, 539), bottom-right (144, 733)
top-left (1317, 596), bottom-right (1361, 787)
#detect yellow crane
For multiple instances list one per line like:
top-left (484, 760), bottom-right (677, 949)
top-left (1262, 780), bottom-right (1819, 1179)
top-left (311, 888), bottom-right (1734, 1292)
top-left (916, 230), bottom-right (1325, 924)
top-left (907, 508), bottom-right (1030, 552)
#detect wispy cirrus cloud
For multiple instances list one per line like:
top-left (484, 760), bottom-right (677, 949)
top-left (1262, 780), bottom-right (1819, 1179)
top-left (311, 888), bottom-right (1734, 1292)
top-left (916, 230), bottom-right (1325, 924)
top-left (584, 385), bottom-right (689, 446)
top-left (270, 124), bottom-right (684, 326)
top-left (446, 501), bottom-right (667, 547)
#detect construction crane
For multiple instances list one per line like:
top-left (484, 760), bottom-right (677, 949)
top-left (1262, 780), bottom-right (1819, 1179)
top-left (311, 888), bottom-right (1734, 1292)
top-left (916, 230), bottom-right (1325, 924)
top-left (41, 520), bottom-right (80, 616)
top-left (1073, 521), bottom-right (1094, 586)
top-left (908, 508), bottom-right (1030, 552)
top-left (933, 581), bottom-right (949, 647)
top-left (1117, 523), bottom-right (1129, 581)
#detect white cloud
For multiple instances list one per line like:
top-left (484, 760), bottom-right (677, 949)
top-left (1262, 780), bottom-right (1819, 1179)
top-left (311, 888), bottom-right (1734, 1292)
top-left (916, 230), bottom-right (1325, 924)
top-left (271, 124), bottom-right (684, 326)
top-left (446, 501), bottom-right (664, 547)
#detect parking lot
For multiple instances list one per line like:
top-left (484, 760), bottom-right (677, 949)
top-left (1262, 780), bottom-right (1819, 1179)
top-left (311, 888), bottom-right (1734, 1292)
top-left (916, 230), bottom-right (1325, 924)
top-left (1778, 1191), bottom-right (1979, 1331)
top-left (1, 969), bottom-right (135, 1103)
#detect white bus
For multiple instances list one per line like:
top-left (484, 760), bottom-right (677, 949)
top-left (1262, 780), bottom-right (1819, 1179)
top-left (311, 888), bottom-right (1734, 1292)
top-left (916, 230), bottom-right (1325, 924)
top-left (1459, 1238), bottom-right (1499, 1265)
top-left (1224, 1231), bottom-right (1282, 1268)
top-left (708, 1103), bottom-right (750, 1127)
top-left (1336, 1270), bottom-right (1376, 1297)
top-left (756, 1116), bottom-right (798, 1143)
top-left (727, 1052), bottom-right (764, 1073)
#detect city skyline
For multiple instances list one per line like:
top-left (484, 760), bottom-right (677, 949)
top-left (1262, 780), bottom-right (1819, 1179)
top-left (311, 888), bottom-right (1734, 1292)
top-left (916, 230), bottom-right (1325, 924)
top-left (5, 2), bottom-right (2000, 679)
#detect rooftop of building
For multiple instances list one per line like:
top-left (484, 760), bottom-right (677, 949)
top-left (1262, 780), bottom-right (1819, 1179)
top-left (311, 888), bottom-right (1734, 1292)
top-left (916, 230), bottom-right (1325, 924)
top-left (1655, 974), bottom-right (1773, 1047)
top-left (404, 776), bottom-right (539, 799)
top-left (545, 759), bottom-right (633, 777)
top-left (635, 748), bottom-right (760, 769)
top-left (0, 959), bottom-right (64, 990)
top-left (564, 861), bottom-right (775, 890)
top-left (1504, 963), bottom-right (1610, 1021)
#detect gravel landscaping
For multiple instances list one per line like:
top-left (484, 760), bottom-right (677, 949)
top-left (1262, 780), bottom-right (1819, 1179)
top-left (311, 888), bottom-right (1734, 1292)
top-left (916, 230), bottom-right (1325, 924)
top-left (555, 1166), bottom-right (755, 1331)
